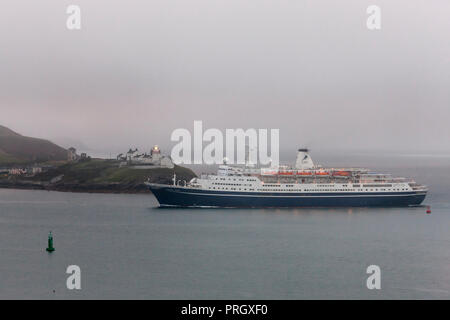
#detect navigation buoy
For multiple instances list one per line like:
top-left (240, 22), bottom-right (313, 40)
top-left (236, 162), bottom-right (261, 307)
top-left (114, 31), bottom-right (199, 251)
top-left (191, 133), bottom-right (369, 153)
top-left (426, 206), bottom-right (431, 214)
top-left (46, 231), bottom-right (55, 252)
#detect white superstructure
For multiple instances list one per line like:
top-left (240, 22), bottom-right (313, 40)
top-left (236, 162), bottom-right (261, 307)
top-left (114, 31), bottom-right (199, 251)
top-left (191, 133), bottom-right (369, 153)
top-left (185, 149), bottom-right (427, 194)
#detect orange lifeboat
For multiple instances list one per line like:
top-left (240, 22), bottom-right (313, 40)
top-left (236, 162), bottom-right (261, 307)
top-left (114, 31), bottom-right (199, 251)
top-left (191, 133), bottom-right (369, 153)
top-left (333, 170), bottom-right (351, 176)
top-left (261, 169), bottom-right (278, 175)
top-left (315, 170), bottom-right (330, 176)
top-left (296, 171), bottom-right (312, 176)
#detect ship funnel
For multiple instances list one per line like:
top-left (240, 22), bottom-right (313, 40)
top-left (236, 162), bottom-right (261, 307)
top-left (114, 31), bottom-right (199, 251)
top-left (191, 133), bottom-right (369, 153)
top-left (295, 148), bottom-right (314, 170)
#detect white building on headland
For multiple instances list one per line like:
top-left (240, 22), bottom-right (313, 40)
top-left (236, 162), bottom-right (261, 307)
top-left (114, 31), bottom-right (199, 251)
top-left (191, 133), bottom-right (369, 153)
top-left (67, 147), bottom-right (79, 161)
top-left (117, 145), bottom-right (174, 169)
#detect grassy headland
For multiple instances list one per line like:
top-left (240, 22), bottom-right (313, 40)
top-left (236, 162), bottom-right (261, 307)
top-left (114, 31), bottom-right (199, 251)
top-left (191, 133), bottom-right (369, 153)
top-left (1, 159), bottom-right (196, 193)
top-left (0, 124), bottom-right (196, 193)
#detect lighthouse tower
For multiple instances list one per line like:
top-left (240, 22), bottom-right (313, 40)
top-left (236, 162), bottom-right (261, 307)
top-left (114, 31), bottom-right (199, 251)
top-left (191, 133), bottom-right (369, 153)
top-left (150, 145), bottom-right (162, 162)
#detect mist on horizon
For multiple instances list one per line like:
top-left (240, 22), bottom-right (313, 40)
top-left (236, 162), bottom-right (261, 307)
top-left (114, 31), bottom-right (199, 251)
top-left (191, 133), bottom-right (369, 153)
top-left (1, 1), bottom-right (449, 157)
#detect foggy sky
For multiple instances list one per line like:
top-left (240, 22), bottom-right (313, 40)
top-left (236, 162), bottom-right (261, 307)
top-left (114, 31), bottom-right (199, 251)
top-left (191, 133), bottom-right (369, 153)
top-left (1, 0), bottom-right (449, 157)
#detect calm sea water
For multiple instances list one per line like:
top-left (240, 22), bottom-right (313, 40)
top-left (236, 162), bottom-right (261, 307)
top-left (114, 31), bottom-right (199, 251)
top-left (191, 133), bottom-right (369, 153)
top-left (0, 154), bottom-right (449, 299)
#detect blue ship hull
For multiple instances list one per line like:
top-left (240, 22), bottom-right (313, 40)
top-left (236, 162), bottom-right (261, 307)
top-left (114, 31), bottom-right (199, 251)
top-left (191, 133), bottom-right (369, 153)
top-left (148, 184), bottom-right (427, 208)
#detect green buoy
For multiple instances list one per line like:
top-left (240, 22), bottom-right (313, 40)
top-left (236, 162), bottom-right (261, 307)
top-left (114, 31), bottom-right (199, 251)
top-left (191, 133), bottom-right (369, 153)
top-left (46, 231), bottom-right (55, 252)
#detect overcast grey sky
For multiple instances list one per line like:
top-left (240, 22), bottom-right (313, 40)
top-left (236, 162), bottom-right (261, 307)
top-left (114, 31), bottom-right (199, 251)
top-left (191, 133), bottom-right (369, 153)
top-left (1, 0), bottom-right (449, 156)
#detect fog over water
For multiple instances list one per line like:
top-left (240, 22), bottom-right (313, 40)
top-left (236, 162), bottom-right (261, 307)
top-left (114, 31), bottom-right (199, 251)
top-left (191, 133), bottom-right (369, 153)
top-left (1, 1), bottom-right (449, 157)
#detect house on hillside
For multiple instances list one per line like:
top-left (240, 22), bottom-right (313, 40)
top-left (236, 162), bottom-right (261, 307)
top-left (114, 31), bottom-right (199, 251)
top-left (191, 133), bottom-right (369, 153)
top-left (28, 166), bottom-right (42, 175)
top-left (67, 147), bottom-right (79, 161)
top-left (9, 168), bottom-right (27, 175)
top-left (117, 145), bottom-right (174, 169)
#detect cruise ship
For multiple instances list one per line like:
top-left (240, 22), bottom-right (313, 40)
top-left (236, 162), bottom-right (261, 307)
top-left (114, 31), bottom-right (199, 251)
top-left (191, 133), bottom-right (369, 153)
top-left (146, 149), bottom-right (428, 208)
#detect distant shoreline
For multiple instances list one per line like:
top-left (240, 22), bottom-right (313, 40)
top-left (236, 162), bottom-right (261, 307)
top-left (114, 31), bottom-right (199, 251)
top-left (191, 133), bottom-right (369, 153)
top-left (0, 180), bottom-right (151, 194)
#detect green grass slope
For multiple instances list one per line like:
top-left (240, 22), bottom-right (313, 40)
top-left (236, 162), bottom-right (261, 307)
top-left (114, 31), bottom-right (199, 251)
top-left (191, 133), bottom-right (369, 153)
top-left (31, 159), bottom-right (196, 187)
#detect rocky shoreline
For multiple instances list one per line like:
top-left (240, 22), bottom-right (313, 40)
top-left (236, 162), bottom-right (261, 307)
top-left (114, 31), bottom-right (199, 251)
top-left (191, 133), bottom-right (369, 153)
top-left (0, 180), bottom-right (150, 194)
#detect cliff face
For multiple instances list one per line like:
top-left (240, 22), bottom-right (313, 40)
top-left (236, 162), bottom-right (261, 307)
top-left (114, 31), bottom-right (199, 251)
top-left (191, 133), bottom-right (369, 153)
top-left (0, 125), bottom-right (67, 165)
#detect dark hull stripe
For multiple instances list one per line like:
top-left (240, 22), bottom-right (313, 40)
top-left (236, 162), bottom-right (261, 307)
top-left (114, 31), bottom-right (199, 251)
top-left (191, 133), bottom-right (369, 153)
top-left (148, 185), bottom-right (427, 208)
top-left (172, 190), bottom-right (425, 198)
